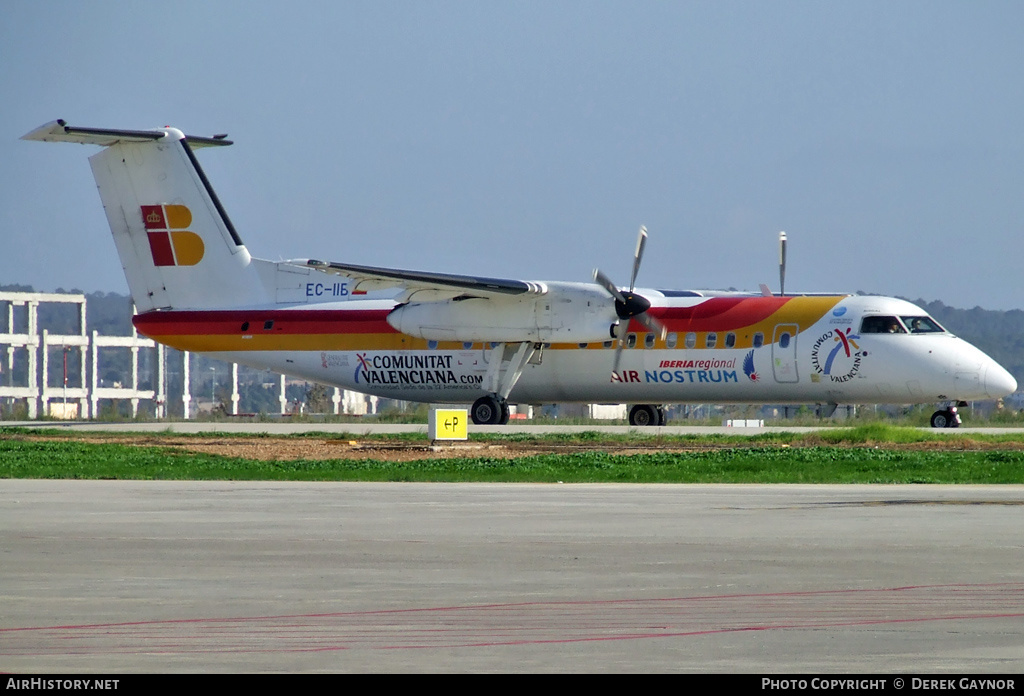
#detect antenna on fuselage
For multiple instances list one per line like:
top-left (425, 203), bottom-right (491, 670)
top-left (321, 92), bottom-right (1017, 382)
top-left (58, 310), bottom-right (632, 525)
top-left (778, 231), bottom-right (787, 297)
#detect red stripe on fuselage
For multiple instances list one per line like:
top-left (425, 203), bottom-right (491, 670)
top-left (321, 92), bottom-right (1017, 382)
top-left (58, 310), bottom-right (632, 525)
top-left (133, 308), bottom-right (396, 337)
top-left (643, 296), bottom-right (793, 332)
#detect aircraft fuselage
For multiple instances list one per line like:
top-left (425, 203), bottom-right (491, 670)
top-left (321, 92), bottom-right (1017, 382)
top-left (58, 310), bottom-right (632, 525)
top-left (133, 292), bottom-right (1015, 408)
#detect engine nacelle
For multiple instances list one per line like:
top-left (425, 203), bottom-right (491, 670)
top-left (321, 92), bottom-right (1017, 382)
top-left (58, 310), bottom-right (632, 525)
top-left (386, 285), bottom-right (616, 343)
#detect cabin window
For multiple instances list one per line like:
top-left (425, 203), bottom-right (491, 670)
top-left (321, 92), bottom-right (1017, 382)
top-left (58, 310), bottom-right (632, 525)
top-left (753, 332), bottom-right (764, 348)
top-left (428, 340), bottom-right (438, 350)
top-left (240, 322), bottom-right (249, 332)
top-left (626, 333), bottom-right (637, 348)
top-left (779, 332), bottom-right (791, 349)
top-left (263, 320), bottom-right (274, 330)
top-left (684, 332), bottom-right (696, 349)
top-left (462, 341), bottom-right (473, 349)
top-left (644, 333), bottom-right (656, 349)
top-left (901, 316), bottom-right (945, 334)
top-left (603, 340), bottom-right (614, 349)
top-left (725, 332), bottom-right (736, 348)
top-left (705, 332), bottom-right (717, 349)
top-left (861, 316), bottom-right (905, 334)
top-left (578, 342), bottom-right (588, 349)
top-left (666, 332), bottom-right (678, 349)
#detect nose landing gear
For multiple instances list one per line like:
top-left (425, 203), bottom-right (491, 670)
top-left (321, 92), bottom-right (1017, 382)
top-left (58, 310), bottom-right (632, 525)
top-left (930, 406), bottom-right (961, 429)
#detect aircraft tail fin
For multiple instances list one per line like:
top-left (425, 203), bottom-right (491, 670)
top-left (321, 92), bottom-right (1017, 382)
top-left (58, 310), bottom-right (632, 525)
top-left (22, 120), bottom-right (271, 312)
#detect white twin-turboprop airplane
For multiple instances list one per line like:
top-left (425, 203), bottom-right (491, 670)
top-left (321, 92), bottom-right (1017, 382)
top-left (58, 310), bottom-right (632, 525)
top-left (23, 120), bottom-right (1017, 427)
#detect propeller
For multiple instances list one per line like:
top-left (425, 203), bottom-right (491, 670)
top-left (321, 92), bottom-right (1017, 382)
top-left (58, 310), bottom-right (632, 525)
top-left (593, 226), bottom-right (667, 376)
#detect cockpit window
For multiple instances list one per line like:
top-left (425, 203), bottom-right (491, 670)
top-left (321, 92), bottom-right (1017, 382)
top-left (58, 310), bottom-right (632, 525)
top-left (861, 316), bottom-right (906, 334)
top-left (901, 316), bottom-right (945, 334)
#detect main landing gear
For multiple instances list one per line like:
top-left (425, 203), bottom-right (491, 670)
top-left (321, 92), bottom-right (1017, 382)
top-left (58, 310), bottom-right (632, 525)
top-left (471, 394), bottom-right (511, 425)
top-left (628, 404), bottom-right (666, 426)
top-left (930, 405), bottom-right (962, 429)
top-left (470, 341), bottom-right (538, 425)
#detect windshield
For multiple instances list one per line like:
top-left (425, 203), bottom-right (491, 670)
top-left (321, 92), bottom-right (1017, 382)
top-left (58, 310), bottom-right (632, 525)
top-left (860, 316), bottom-right (906, 334)
top-left (860, 314), bottom-right (947, 335)
top-left (901, 316), bottom-right (945, 334)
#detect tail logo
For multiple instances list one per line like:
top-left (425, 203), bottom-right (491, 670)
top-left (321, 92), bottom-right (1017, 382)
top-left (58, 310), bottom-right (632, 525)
top-left (140, 205), bottom-right (205, 266)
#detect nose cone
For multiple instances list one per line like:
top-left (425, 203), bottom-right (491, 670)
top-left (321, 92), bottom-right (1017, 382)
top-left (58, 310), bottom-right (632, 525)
top-left (986, 362), bottom-right (1017, 399)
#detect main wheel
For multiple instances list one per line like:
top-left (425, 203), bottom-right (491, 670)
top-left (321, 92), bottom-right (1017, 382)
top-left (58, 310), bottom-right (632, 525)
top-left (656, 405), bottom-right (667, 426)
top-left (629, 404), bottom-right (658, 426)
top-left (499, 401), bottom-right (511, 425)
top-left (471, 395), bottom-right (504, 425)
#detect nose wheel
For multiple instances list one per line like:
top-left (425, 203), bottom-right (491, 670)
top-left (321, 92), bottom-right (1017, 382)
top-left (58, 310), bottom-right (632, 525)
top-left (930, 407), bottom-right (961, 429)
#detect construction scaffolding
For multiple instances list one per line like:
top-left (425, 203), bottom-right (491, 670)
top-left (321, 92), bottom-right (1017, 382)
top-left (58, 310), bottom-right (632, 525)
top-left (2, 291), bottom-right (88, 418)
top-left (1, 291), bottom-right (379, 419)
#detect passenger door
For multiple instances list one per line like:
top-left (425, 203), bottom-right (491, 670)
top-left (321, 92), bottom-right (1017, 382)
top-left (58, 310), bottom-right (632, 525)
top-left (772, 324), bottom-right (799, 383)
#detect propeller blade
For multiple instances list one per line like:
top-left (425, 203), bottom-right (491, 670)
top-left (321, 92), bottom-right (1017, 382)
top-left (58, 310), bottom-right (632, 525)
top-left (593, 268), bottom-right (627, 305)
top-left (630, 226), bottom-right (648, 292)
top-left (635, 311), bottom-right (667, 341)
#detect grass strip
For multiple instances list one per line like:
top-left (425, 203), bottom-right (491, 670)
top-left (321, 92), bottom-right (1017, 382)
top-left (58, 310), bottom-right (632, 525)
top-left (5, 423), bottom-right (1024, 446)
top-left (4, 438), bottom-right (1024, 483)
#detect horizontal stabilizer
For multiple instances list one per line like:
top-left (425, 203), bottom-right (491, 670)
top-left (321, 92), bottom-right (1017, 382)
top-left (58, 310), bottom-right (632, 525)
top-left (22, 120), bottom-right (232, 148)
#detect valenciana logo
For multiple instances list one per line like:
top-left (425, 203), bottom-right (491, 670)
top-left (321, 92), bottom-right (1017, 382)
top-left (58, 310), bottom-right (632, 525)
top-left (141, 204), bottom-right (205, 266)
top-left (811, 327), bottom-right (866, 383)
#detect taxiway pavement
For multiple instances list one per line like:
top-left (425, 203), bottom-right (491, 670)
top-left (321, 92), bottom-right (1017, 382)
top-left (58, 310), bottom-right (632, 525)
top-left (3, 481), bottom-right (1023, 672)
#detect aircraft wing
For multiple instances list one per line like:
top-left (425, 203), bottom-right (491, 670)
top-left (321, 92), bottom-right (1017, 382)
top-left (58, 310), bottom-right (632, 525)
top-left (306, 259), bottom-right (547, 301)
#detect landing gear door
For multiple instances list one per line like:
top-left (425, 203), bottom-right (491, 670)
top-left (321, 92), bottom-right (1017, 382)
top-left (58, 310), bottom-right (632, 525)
top-left (772, 324), bottom-right (799, 383)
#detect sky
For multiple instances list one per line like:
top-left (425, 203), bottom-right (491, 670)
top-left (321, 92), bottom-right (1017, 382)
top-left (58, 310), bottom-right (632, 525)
top-left (3, 1), bottom-right (1023, 310)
